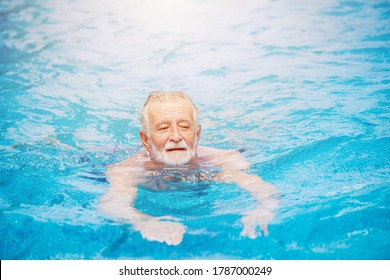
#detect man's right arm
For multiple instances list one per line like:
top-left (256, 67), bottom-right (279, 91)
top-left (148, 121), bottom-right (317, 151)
top-left (99, 161), bottom-right (186, 246)
top-left (99, 164), bottom-right (147, 223)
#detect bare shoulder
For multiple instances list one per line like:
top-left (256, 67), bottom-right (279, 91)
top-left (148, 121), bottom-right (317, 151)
top-left (106, 151), bottom-right (147, 175)
top-left (198, 145), bottom-right (245, 159)
top-left (197, 146), bottom-right (224, 156)
top-left (198, 146), bottom-right (250, 170)
top-left (105, 151), bottom-right (148, 190)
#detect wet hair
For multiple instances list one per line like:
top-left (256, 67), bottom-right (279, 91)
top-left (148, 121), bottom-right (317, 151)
top-left (140, 90), bottom-right (200, 136)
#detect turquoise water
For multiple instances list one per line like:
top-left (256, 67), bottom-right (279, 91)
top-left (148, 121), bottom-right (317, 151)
top-left (1, 0), bottom-right (389, 259)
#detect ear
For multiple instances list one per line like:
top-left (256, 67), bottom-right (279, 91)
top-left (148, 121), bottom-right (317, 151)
top-left (140, 131), bottom-right (151, 152)
top-left (197, 125), bottom-right (201, 139)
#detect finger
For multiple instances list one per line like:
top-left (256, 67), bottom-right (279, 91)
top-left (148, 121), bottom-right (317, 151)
top-left (261, 224), bottom-right (269, 236)
top-left (241, 224), bottom-right (257, 239)
top-left (159, 215), bottom-right (180, 221)
top-left (166, 225), bottom-right (185, 246)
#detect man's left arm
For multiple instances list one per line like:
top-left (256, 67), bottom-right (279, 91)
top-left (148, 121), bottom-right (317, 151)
top-left (212, 150), bottom-right (280, 238)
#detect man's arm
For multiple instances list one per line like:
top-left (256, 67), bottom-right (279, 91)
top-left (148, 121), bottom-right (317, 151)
top-left (207, 148), bottom-right (279, 238)
top-left (99, 161), bottom-right (186, 246)
top-left (99, 164), bottom-right (146, 223)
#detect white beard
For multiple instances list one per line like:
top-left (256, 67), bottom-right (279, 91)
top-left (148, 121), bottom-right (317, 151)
top-left (149, 138), bottom-right (198, 166)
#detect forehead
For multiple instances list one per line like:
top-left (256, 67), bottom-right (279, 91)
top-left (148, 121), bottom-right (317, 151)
top-left (147, 98), bottom-right (194, 124)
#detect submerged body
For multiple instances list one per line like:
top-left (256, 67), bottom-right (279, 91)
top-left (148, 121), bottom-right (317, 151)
top-left (99, 91), bottom-right (279, 245)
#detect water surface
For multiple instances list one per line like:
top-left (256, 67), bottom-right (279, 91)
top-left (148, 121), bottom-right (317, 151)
top-left (0, 0), bottom-right (389, 259)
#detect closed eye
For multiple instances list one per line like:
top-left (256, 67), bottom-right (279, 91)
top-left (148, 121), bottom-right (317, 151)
top-left (178, 121), bottom-right (191, 129)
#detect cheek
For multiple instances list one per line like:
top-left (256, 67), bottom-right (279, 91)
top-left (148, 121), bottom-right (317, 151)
top-left (183, 132), bottom-right (197, 147)
top-left (151, 134), bottom-right (168, 149)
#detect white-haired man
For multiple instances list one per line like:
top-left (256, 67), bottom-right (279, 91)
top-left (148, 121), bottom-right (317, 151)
top-left (100, 91), bottom-right (279, 245)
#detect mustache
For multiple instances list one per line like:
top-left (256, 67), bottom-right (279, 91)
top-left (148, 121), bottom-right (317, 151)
top-left (164, 141), bottom-right (189, 150)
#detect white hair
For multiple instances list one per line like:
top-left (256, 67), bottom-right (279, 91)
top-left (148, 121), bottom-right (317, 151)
top-left (140, 90), bottom-right (200, 136)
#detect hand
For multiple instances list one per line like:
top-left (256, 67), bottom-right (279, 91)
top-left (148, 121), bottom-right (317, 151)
top-left (134, 217), bottom-right (186, 246)
top-left (240, 207), bottom-right (275, 238)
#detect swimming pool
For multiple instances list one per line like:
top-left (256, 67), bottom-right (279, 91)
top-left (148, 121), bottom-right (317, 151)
top-left (0, 0), bottom-right (389, 259)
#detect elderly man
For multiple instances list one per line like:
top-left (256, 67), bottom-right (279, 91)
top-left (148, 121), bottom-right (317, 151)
top-left (99, 91), bottom-right (279, 245)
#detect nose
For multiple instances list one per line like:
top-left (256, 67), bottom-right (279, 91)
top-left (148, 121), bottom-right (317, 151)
top-left (169, 125), bottom-right (182, 143)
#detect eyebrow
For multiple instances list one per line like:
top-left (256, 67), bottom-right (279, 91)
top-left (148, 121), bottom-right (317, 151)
top-left (154, 121), bottom-right (170, 128)
top-left (154, 119), bottom-right (192, 128)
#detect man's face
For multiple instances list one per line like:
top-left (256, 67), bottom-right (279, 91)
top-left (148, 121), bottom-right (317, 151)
top-left (141, 98), bottom-right (200, 165)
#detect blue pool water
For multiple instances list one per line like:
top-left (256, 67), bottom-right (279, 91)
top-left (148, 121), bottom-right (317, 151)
top-left (1, 0), bottom-right (389, 259)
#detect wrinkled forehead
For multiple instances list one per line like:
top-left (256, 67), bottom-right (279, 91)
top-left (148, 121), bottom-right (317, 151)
top-left (146, 97), bottom-right (195, 120)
